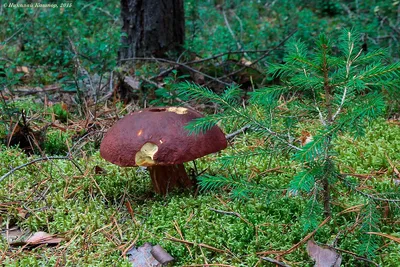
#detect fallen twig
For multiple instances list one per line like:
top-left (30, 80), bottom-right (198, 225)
top-left (206, 30), bottom-right (297, 85)
top-left (140, 76), bottom-right (195, 109)
top-left (257, 216), bottom-right (331, 256)
top-left (323, 244), bottom-right (381, 267)
top-left (260, 257), bottom-right (291, 267)
top-left (165, 235), bottom-right (227, 254)
top-left (0, 156), bottom-right (83, 184)
top-left (340, 175), bottom-right (400, 203)
top-left (225, 125), bottom-right (250, 140)
top-left (119, 57), bottom-right (232, 86)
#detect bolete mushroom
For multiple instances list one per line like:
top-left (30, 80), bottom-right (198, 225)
top-left (100, 107), bottom-right (227, 195)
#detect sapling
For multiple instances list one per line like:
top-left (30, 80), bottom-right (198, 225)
top-left (178, 30), bottom-right (400, 258)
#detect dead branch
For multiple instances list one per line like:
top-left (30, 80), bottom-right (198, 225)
top-left (260, 257), bottom-right (291, 267)
top-left (165, 235), bottom-right (227, 254)
top-left (139, 76), bottom-right (195, 109)
top-left (323, 244), bottom-right (381, 267)
top-left (257, 216), bottom-right (331, 256)
top-left (340, 175), bottom-right (400, 203)
top-left (0, 156), bottom-right (83, 184)
top-left (225, 125), bottom-right (250, 140)
top-left (119, 57), bottom-right (232, 86)
top-left (206, 30), bottom-right (297, 85)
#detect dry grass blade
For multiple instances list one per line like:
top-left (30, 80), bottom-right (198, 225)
top-left (366, 232), bottom-right (400, 244)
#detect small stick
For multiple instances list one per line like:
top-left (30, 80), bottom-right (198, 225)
top-left (257, 216), bottom-right (331, 256)
top-left (225, 125), bottom-right (250, 140)
top-left (260, 257), bottom-right (292, 267)
top-left (0, 156), bottom-right (83, 184)
top-left (174, 220), bottom-right (193, 258)
top-left (165, 235), bottom-right (227, 254)
top-left (119, 57), bottom-right (232, 86)
top-left (206, 30), bottom-right (297, 85)
top-left (323, 244), bottom-right (381, 267)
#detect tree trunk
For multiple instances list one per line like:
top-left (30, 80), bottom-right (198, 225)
top-left (119, 0), bottom-right (185, 60)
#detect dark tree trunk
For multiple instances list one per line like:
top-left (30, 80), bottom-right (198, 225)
top-left (119, 0), bottom-right (185, 60)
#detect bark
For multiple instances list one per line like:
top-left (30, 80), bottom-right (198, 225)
top-left (119, 0), bottom-right (185, 60)
top-left (148, 164), bottom-right (193, 195)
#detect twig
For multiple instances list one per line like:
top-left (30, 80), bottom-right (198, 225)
top-left (140, 76), bottom-right (195, 109)
top-left (3, 28), bottom-right (24, 44)
top-left (324, 244), bottom-right (381, 267)
top-left (207, 30), bottom-right (297, 85)
top-left (222, 10), bottom-right (248, 58)
top-left (340, 175), bottom-right (400, 202)
top-left (173, 220), bottom-right (193, 258)
top-left (225, 125), bottom-right (250, 140)
top-left (165, 235), bottom-right (227, 254)
top-left (119, 57), bottom-right (232, 86)
top-left (185, 48), bottom-right (283, 65)
top-left (69, 37), bottom-right (97, 103)
top-left (0, 156), bottom-right (83, 184)
top-left (332, 86), bottom-right (348, 121)
top-left (257, 216), bottom-right (331, 256)
top-left (260, 257), bottom-right (291, 267)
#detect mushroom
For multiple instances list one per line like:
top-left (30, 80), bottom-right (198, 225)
top-left (100, 107), bottom-right (227, 195)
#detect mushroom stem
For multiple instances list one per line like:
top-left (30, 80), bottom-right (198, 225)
top-left (148, 164), bottom-right (193, 195)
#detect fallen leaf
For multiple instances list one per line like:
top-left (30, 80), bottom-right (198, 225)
top-left (127, 242), bottom-right (160, 267)
top-left (1, 227), bottom-right (24, 243)
top-left (240, 57), bottom-right (252, 66)
top-left (10, 231), bottom-right (64, 247)
top-left (124, 76), bottom-right (141, 91)
top-left (16, 66), bottom-right (30, 74)
top-left (300, 131), bottom-right (313, 146)
top-left (127, 242), bottom-right (174, 267)
top-left (307, 240), bottom-right (342, 267)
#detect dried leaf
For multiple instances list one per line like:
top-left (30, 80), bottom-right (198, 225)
top-left (124, 76), bottom-right (141, 91)
top-left (300, 130), bottom-right (313, 146)
top-left (1, 227), bottom-right (24, 243)
top-left (127, 243), bottom-right (160, 267)
top-left (16, 66), bottom-right (30, 74)
top-left (151, 244), bottom-right (174, 265)
top-left (10, 231), bottom-right (64, 246)
top-left (127, 243), bottom-right (174, 267)
top-left (307, 240), bottom-right (342, 267)
top-left (240, 57), bottom-right (252, 66)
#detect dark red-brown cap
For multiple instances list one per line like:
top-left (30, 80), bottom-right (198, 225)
top-left (100, 107), bottom-right (227, 167)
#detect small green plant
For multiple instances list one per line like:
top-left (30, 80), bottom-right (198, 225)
top-left (52, 103), bottom-right (69, 122)
top-left (44, 130), bottom-right (71, 155)
top-left (178, 30), bottom-right (400, 259)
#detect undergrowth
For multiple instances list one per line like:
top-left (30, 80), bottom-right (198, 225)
top-left (0, 119), bottom-right (399, 266)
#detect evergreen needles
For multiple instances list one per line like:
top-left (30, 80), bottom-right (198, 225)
top-left (178, 30), bottom-right (400, 259)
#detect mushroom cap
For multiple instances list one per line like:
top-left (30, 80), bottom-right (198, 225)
top-left (100, 107), bottom-right (227, 167)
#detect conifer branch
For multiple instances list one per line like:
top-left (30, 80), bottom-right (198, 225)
top-left (332, 86), bottom-right (347, 121)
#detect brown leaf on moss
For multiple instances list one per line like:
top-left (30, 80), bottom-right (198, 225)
top-left (307, 240), bottom-right (342, 267)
